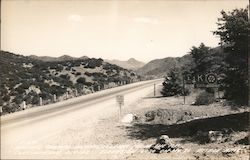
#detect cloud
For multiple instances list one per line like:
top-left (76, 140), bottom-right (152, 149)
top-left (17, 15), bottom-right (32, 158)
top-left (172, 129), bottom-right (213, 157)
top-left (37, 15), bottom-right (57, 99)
top-left (68, 14), bottom-right (83, 22)
top-left (134, 17), bottom-right (159, 24)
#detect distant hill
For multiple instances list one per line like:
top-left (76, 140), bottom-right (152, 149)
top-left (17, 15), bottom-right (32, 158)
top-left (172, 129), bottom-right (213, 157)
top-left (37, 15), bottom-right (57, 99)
top-left (29, 55), bottom-right (89, 62)
top-left (0, 51), bottom-right (140, 114)
top-left (136, 46), bottom-right (226, 78)
top-left (136, 54), bottom-right (193, 77)
top-left (105, 58), bottom-right (145, 70)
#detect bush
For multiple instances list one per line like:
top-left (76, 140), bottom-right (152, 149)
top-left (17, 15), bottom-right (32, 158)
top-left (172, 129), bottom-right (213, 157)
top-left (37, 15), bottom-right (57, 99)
top-left (84, 58), bottom-right (103, 68)
top-left (55, 65), bottom-right (63, 72)
top-left (49, 85), bottom-right (66, 96)
top-left (76, 72), bottom-right (81, 76)
top-left (84, 72), bottom-right (92, 76)
top-left (3, 105), bottom-right (17, 113)
top-left (59, 74), bottom-right (70, 80)
top-left (195, 91), bottom-right (215, 105)
top-left (180, 88), bottom-right (190, 96)
top-left (76, 77), bottom-right (86, 84)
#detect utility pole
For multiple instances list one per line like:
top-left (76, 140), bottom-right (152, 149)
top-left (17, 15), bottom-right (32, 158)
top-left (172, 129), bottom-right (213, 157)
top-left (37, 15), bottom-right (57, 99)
top-left (183, 76), bottom-right (186, 105)
top-left (154, 83), bottom-right (156, 97)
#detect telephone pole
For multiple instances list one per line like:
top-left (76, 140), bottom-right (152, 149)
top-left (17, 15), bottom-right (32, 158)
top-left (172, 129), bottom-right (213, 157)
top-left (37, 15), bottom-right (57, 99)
top-left (154, 83), bottom-right (156, 97)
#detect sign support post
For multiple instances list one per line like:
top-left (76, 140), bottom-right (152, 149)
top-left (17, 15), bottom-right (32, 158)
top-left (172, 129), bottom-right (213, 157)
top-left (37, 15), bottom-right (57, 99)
top-left (116, 95), bottom-right (124, 121)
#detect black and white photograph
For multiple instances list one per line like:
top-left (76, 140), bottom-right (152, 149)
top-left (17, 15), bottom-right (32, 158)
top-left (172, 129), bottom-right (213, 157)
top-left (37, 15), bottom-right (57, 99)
top-left (0, 0), bottom-right (249, 159)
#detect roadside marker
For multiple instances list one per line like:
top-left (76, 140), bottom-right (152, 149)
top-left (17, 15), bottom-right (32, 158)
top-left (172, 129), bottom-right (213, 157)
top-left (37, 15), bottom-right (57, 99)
top-left (53, 94), bottom-right (57, 102)
top-left (0, 106), bottom-right (3, 115)
top-left (116, 95), bottom-right (124, 120)
top-left (39, 97), bottom-right (43, 106)
top-left (22, 101), bottom-right (26, 110)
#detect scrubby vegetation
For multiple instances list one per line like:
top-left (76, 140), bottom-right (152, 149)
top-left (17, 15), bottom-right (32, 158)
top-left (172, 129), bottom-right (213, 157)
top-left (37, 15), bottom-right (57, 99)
top-left (194, 91), bottom-right (216, 105)
top-left (0, 51), bottom-right (141, 114)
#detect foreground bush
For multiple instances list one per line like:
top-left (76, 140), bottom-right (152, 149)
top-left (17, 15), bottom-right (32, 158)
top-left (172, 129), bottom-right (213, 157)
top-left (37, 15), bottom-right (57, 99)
top-left (195, 91), bottom-right (215, 105)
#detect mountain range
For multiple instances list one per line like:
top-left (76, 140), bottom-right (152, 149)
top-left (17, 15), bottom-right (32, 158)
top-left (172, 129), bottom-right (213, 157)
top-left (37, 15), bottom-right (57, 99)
top-left (29, 55), bottom-right (89, 62)
top-left (29, 55), bottom-right (145, 71)
top-left (28, 54), bottom-right (193, 78)
top-left (136, 54), bottom-right (193, 77)
top-left (105, 58), bottom-right (145, 70)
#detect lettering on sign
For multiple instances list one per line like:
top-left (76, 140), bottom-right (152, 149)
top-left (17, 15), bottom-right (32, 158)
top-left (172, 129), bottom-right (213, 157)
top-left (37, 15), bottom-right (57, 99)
top-left (184, 73), bottom-right (218, 88)
top-left (116, 95), bottom-right (124, 105)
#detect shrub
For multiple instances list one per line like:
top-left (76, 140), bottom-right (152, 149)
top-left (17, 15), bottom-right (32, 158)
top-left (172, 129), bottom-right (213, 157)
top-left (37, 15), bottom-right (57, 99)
top-left (84, 58), bottom-right (103, 69)
top-left (65, 66), bottom-right (71, 71)
top-left (3, 105), bottom-right (17, 113)
top-left (55, 65), bottom-right (63, 72)
top-left (84, 81), bottom-right (93, 86)
top-left (50, 85), bottom-right (66, 96)
top-left (84, 72), bottom-right (92, 76)
top-left (76, 72), bottom-right (81, 76)
top-left (180, 88), bottom-right (190, 96)
top-left (59, 74), bottom-right (70, 80)
top-left (13, 94), bottom-right (24, 105)
top-left (195, 91), bottom-right (215, 105)
top-left (76, 77), bottom-right (86, 84)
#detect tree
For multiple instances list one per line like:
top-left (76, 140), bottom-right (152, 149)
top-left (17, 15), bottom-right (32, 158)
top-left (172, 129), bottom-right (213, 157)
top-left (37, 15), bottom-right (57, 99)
top-left (161, 69), bottom-right (182, 97)
top-left (213, 7), bottom-right (249, 105)
top-left (190, 43), bottom-right (210, 74)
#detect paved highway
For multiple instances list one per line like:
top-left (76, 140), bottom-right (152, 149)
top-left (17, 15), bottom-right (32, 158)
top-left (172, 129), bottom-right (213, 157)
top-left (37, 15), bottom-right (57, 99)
top-left (1, 79), bottom-right (163, 159)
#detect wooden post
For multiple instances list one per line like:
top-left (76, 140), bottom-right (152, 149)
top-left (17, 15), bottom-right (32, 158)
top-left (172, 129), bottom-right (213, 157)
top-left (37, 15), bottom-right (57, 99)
top-left (75, 90), bottom-right (78, 97)
top-left (22, 101), bottom-right (26, 110)
top-left (217, 88), bottom-right (220, 99)
top-left (119, 104), bottom-right (121, 120)
top-left (66, 92), bottom-right (68, 99)
top-left (53, 94), bottom-right (57, 102)
top-left (0, 106), bottom-right (3, 115)
top-left (39, 97), bottom-right (43, 106)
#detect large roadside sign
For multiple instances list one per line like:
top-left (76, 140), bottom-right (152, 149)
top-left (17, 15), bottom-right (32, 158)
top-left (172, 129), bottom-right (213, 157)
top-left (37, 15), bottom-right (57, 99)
top-left (184, 73), bottom-right (218, 88)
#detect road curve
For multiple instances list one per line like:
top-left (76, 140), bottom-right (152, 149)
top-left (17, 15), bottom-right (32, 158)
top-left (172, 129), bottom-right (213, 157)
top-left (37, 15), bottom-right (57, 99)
top-left (1, 79), bottom-right (163, 159)
top-left (1, 79), bottom-right (163, 126)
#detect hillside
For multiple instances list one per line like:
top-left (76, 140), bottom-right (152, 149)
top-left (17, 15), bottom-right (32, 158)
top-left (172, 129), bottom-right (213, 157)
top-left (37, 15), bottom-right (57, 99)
top-left (0, 51), bottom-right (141, 114)
top-left (136, 46), bottom-right (226, 78)
top-left (29, 55), bottom-right (89, 62)
top-left (136, 54), bottom-right (193, 77)
top-left (105, 58), bottom-right (145, 70)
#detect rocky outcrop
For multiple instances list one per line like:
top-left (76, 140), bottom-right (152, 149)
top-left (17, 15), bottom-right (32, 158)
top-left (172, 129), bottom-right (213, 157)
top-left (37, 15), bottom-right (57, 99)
top-left (149, 135), bottom-right (182, 153)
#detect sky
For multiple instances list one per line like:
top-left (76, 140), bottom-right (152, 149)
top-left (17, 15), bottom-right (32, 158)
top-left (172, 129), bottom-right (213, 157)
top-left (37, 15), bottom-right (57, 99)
top-left (1, 0), bottom-right (248, 62)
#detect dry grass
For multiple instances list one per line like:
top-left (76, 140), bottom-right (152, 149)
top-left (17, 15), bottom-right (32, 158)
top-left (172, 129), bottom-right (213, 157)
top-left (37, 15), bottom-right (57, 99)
top-left (92, 86), bottom-right (249, 159)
